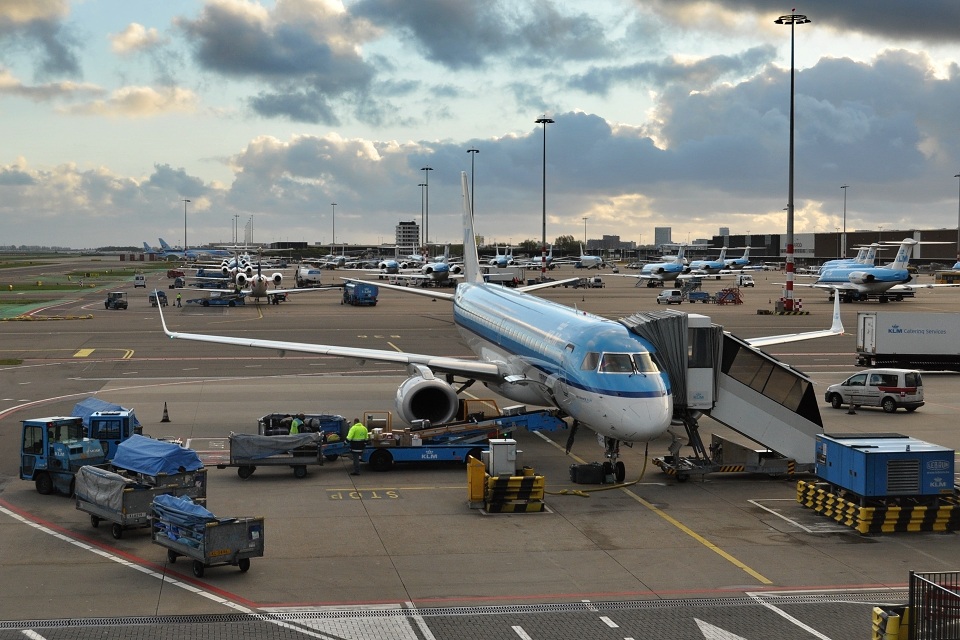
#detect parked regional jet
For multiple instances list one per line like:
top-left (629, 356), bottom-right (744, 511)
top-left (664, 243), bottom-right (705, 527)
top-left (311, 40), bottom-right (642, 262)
top-left (485, 245), bottom-right (517, 268)
top-left (617, 246), bottom-right (690, 287)
top-left (688, 247), bottom-right (729, 274)
top-left (553, 244), bottom-right (605, 269)
top-left (158, 173), bottom-right (845, 480)
top-left (799, 238), bottom-right (957, 302)
top-left (518, 245), bottom-right (555, 270)
top-left (156, 238), bottom-right (233, 260)
top-left (722, 246), bottom-right (752, 270)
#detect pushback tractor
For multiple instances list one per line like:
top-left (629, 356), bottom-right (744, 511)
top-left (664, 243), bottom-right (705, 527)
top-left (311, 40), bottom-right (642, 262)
top-left (20, 417), bottom-right (106, 495)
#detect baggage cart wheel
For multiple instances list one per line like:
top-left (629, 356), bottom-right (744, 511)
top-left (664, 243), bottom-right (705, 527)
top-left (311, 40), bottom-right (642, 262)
top-left (90, 515), bottom-right (100, 528)
top-left (167, 550), bottom-right (178, 564)
top-left (192, 560), bottom-right (205, 578)
top-left (293, 465), bottom-right (307, 479)
top-left (111, 523), bottom-right (123, 540)
top-left (238, 558), bottom-right (251, 572)
top-left (237, 465), bottom-right (256, 479)
top-left (324, 454), bottom-right (339, 462)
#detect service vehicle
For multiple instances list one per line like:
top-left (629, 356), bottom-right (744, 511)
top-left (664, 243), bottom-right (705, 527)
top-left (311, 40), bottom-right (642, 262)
top-left (824, 368), bottom-right (924, 413)
top-left (166, 269), bottom-right (185, 279)
top-left (342, 281), bottom-right (378, 306)
top-left (149, 290), bottom-right (168, 307)
top-left (104, 291), bottom-right (128, 310)
top-left (186, 292), bottom-right (246, 307)
top-left (134, 274), bottom-right (146, 288)
top-left (736, 274), bottom-right (755, 287)
top-left (656, 289), bottom-right (683, 304)
top-left (686, 291), bottom-right (712, 303)
top-left (19, 417), bottom-right (106, 495)
top-left (856, 311), bottom-right (960, 371)
top-left (168, 276), bottom-right (185, 289)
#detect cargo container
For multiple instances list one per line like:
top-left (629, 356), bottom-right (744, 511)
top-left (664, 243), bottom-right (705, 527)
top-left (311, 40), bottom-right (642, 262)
top-left (856, 311), bottom-right (960, 371)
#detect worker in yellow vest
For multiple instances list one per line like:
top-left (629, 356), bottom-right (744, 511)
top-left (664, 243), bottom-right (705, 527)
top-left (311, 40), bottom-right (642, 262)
top-left (346, 418), bottom-right (368, 475)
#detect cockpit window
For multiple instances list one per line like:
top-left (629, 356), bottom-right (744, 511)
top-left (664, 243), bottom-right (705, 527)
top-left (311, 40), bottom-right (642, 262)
top-left (581, 352), bottom-right (600, 371)
top-left (632, 353), bottom-right (657, 373)
top-left (600, 353), bottom-right (635, 373)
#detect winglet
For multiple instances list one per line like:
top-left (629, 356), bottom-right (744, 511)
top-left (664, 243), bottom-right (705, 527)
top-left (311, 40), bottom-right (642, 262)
top-left (156, 290), bottom-right (174, 337)
top-left (829, 288), bottom-right (844, 335)
top-left (461, 171), bottom-right (483, 284)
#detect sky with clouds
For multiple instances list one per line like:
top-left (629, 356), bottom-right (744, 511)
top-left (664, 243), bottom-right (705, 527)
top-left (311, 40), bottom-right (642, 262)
top-left (3, 0), bottom-right (960, 250)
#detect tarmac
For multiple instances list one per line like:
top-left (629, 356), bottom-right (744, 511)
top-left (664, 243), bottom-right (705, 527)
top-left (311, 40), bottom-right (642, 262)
top-left (1, 259), bottom-right (959, 639)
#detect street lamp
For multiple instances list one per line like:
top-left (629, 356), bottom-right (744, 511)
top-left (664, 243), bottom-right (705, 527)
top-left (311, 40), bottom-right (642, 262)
top-left (467, 148), bottom-right (479, 215)
top-left (330, 203), bottom-right (337, 254)
top-left (535, 115), bottom-right (554, 279)
top-left (421, 166), bottom-right (433, 248)
top-left (835, 227), bottom-right (841, 258)
top-left (182, 199), bottom-right (191, 251)
top-left (582, 216), bottom-right (589, 246)
top-left (233, 214), bottom-right (239, 245)
top-left (775, 12), bottom-right (810, 312)
top-left (840, 184), bottom-right (848, 258)
top-left (418, 183), bottom-right (427, 251)
top-left (878, 224), bottom-right (884, 242)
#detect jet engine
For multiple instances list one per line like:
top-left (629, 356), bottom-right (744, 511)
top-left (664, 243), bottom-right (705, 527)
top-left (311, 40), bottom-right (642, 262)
top-left (394, 365), bottom-right (459, 425)
top-left (847, 271), bottom-right (876, 285)
top-left (236, 272), bottom-right (249, 287)
top-left (269, 272), bottom-right (283, 287)
top-left (449, 264), bottom-right (463, 274)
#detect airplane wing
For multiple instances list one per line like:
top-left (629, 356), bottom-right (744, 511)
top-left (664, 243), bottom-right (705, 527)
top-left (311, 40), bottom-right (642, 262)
top-left (892, 283), bottom-right (960, 291)
top-left (744, 293), bottom-right (844, 347)
top-left (156, 296), bottom-right (500, 380)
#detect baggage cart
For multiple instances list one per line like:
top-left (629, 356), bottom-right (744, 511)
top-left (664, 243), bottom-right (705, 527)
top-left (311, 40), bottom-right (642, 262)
top-left (192, 432), bottom-right (328, 479)
top-left (74, 465), bottom-right (205, 539)
top-left (152, 494), bottom-right (264, 578)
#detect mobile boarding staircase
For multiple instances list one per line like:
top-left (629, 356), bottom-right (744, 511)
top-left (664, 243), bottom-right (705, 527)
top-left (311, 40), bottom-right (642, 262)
top-left (620, 309), bottom-right (822, 480)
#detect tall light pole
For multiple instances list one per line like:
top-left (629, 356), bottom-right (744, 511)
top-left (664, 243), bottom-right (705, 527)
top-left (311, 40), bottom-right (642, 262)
top-left (775, 12), bottom-right (810, 312)
top-left (535, 115), bottom-right (554, 279)
top-left (835, 227), bottom-right (840, 258)
top-left (840, 184), bottom-right (848, 258)
top-left (582, 216), bottom-right (589, 247)
top-left (182, 199), bottom-right (191, 251)
top-left (467, 148), bottom-right (479, 215)
top-left (233, 214), bottom-right (239, 245)
top-left (421, 166), bottom-right (432, 249)
top-left (330, 203), bottom-right (337, 254)
top-left (955, 173), bottom-right (960, 262)
top-left (418, 183), bottom-right (427, 251)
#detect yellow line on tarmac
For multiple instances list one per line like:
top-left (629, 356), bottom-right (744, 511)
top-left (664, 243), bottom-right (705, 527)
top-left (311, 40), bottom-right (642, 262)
top-left (535, 431), bottom-right (772, 585)
top-left (73, 349), bottom-right (94, 357)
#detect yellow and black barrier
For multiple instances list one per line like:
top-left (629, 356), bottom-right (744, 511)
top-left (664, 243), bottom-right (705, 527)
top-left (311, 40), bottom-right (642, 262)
top-left (798, 481), bottom-right (960, 534)
top-left (872, 605), bottom-right (908, 640)
top-left (484, 471), bottom-right (546, 513)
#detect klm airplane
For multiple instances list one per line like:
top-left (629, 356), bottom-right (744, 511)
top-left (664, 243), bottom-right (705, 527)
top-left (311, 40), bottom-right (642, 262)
top-left (688, 247), bottom-right (729, 274)
top-left (159, 173), bottom-right (842, 479)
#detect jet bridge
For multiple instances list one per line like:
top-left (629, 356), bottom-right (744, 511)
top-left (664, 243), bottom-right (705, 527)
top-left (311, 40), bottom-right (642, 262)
top-left (620, 310), bottom-right (823, 479)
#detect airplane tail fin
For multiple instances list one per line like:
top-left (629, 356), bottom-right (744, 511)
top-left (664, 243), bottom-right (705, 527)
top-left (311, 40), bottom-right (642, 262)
top-left (159, 238), bottom-right (171, 250)
top-left (890, 239), bottom-right (916, 270)
top-left (461, 172), bottom-right (483, 284)
top-left (143, 242), bottom-right (154, 253)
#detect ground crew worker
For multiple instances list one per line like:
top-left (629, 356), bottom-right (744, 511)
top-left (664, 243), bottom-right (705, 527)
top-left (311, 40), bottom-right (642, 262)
top-left (346, 418), bottom-right (368, 475)
top-left (176, 292), bottom-right (182, 307)
top-left (290, 413), bottom-right (304, 435)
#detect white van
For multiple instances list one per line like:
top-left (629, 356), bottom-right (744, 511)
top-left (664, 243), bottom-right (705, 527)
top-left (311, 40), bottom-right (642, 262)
top-left (656, 289), bottom-right (683, 304)
top-left (134, 274), bottom-right (146, 288)
top-left (736, 274), bottom-right (755, 287)
top-left (824, 368), bottom-right (924, 413)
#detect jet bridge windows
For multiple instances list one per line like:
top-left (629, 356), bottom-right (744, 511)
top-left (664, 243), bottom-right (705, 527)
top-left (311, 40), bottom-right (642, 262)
top-left (721, 336), bottom-right (818, 421)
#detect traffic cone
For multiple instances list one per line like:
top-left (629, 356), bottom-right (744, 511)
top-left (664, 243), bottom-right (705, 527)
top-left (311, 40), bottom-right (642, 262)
top-left (161, 402), bottom-right (171, 422)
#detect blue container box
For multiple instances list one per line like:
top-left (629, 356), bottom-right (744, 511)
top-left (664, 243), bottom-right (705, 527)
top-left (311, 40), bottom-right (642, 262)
top-left (815, 433), bottom-right (954, 497)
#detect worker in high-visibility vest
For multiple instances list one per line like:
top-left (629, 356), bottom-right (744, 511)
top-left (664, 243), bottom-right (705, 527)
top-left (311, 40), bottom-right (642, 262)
top-left (346, 418), bottom-right (368, 475)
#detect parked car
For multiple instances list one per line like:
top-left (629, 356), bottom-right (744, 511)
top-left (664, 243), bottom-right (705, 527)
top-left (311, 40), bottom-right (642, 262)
top-left (824, 368), bottom-right (924, 413)
top-left (656, 289), bottom-right (683, 304)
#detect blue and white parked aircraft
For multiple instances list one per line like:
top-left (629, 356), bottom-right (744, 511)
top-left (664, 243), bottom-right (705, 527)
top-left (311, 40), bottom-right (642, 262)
top-left (722, 246), bottom-right (752, 270)
top-left (159, 173), bottom-right (843, 478)
top-left (802, 238), bottom-right (957, 301)
top-left (619, 246), bottom-right (690, 287)
top-left (687, 247), bottom-right (729, 274)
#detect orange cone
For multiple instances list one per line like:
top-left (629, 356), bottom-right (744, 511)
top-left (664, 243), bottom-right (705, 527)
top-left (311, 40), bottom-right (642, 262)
top-left (161, 402), bottom-right (171, 422)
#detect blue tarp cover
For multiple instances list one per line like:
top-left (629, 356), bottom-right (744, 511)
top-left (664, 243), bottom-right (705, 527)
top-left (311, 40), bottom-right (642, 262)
top-left (72, 397), bottom-right (141, 428)
top-left (112, 434), bottom-right (203, 475)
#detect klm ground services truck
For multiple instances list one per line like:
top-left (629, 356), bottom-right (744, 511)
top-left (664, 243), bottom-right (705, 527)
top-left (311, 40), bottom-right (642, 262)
top-left (20, 417), bottom-right (106, 495)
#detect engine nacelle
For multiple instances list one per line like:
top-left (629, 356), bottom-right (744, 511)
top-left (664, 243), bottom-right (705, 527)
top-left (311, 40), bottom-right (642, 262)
top-left (270, 272), bottom-right (283, 287)
top-left (654, 266), bottom-right (666, 274)
top-left (236, 273), bottom-right (249, 287)
top-left (449, 264), bottom-right (463, 274)
top-left (848, 271), bottom-right (876, 285)
top-left (395, 371), bottom-right (459, 425)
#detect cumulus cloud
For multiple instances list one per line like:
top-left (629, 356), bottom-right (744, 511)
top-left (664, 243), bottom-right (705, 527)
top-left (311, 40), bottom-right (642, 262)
top-left (0, 0), bottom-right (80, 76)
top-left (0, 66), bottom-right (102, 100)
top-left (61, 85), bottom-right (197, 117)
top-left (109, 23), bottom-right (163, 55)
top-left (177, 0), bottom-right (379, 123)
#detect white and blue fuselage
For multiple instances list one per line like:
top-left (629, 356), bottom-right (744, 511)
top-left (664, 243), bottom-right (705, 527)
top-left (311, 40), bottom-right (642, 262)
top-left (453, 282), bottom-right (672, 442)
